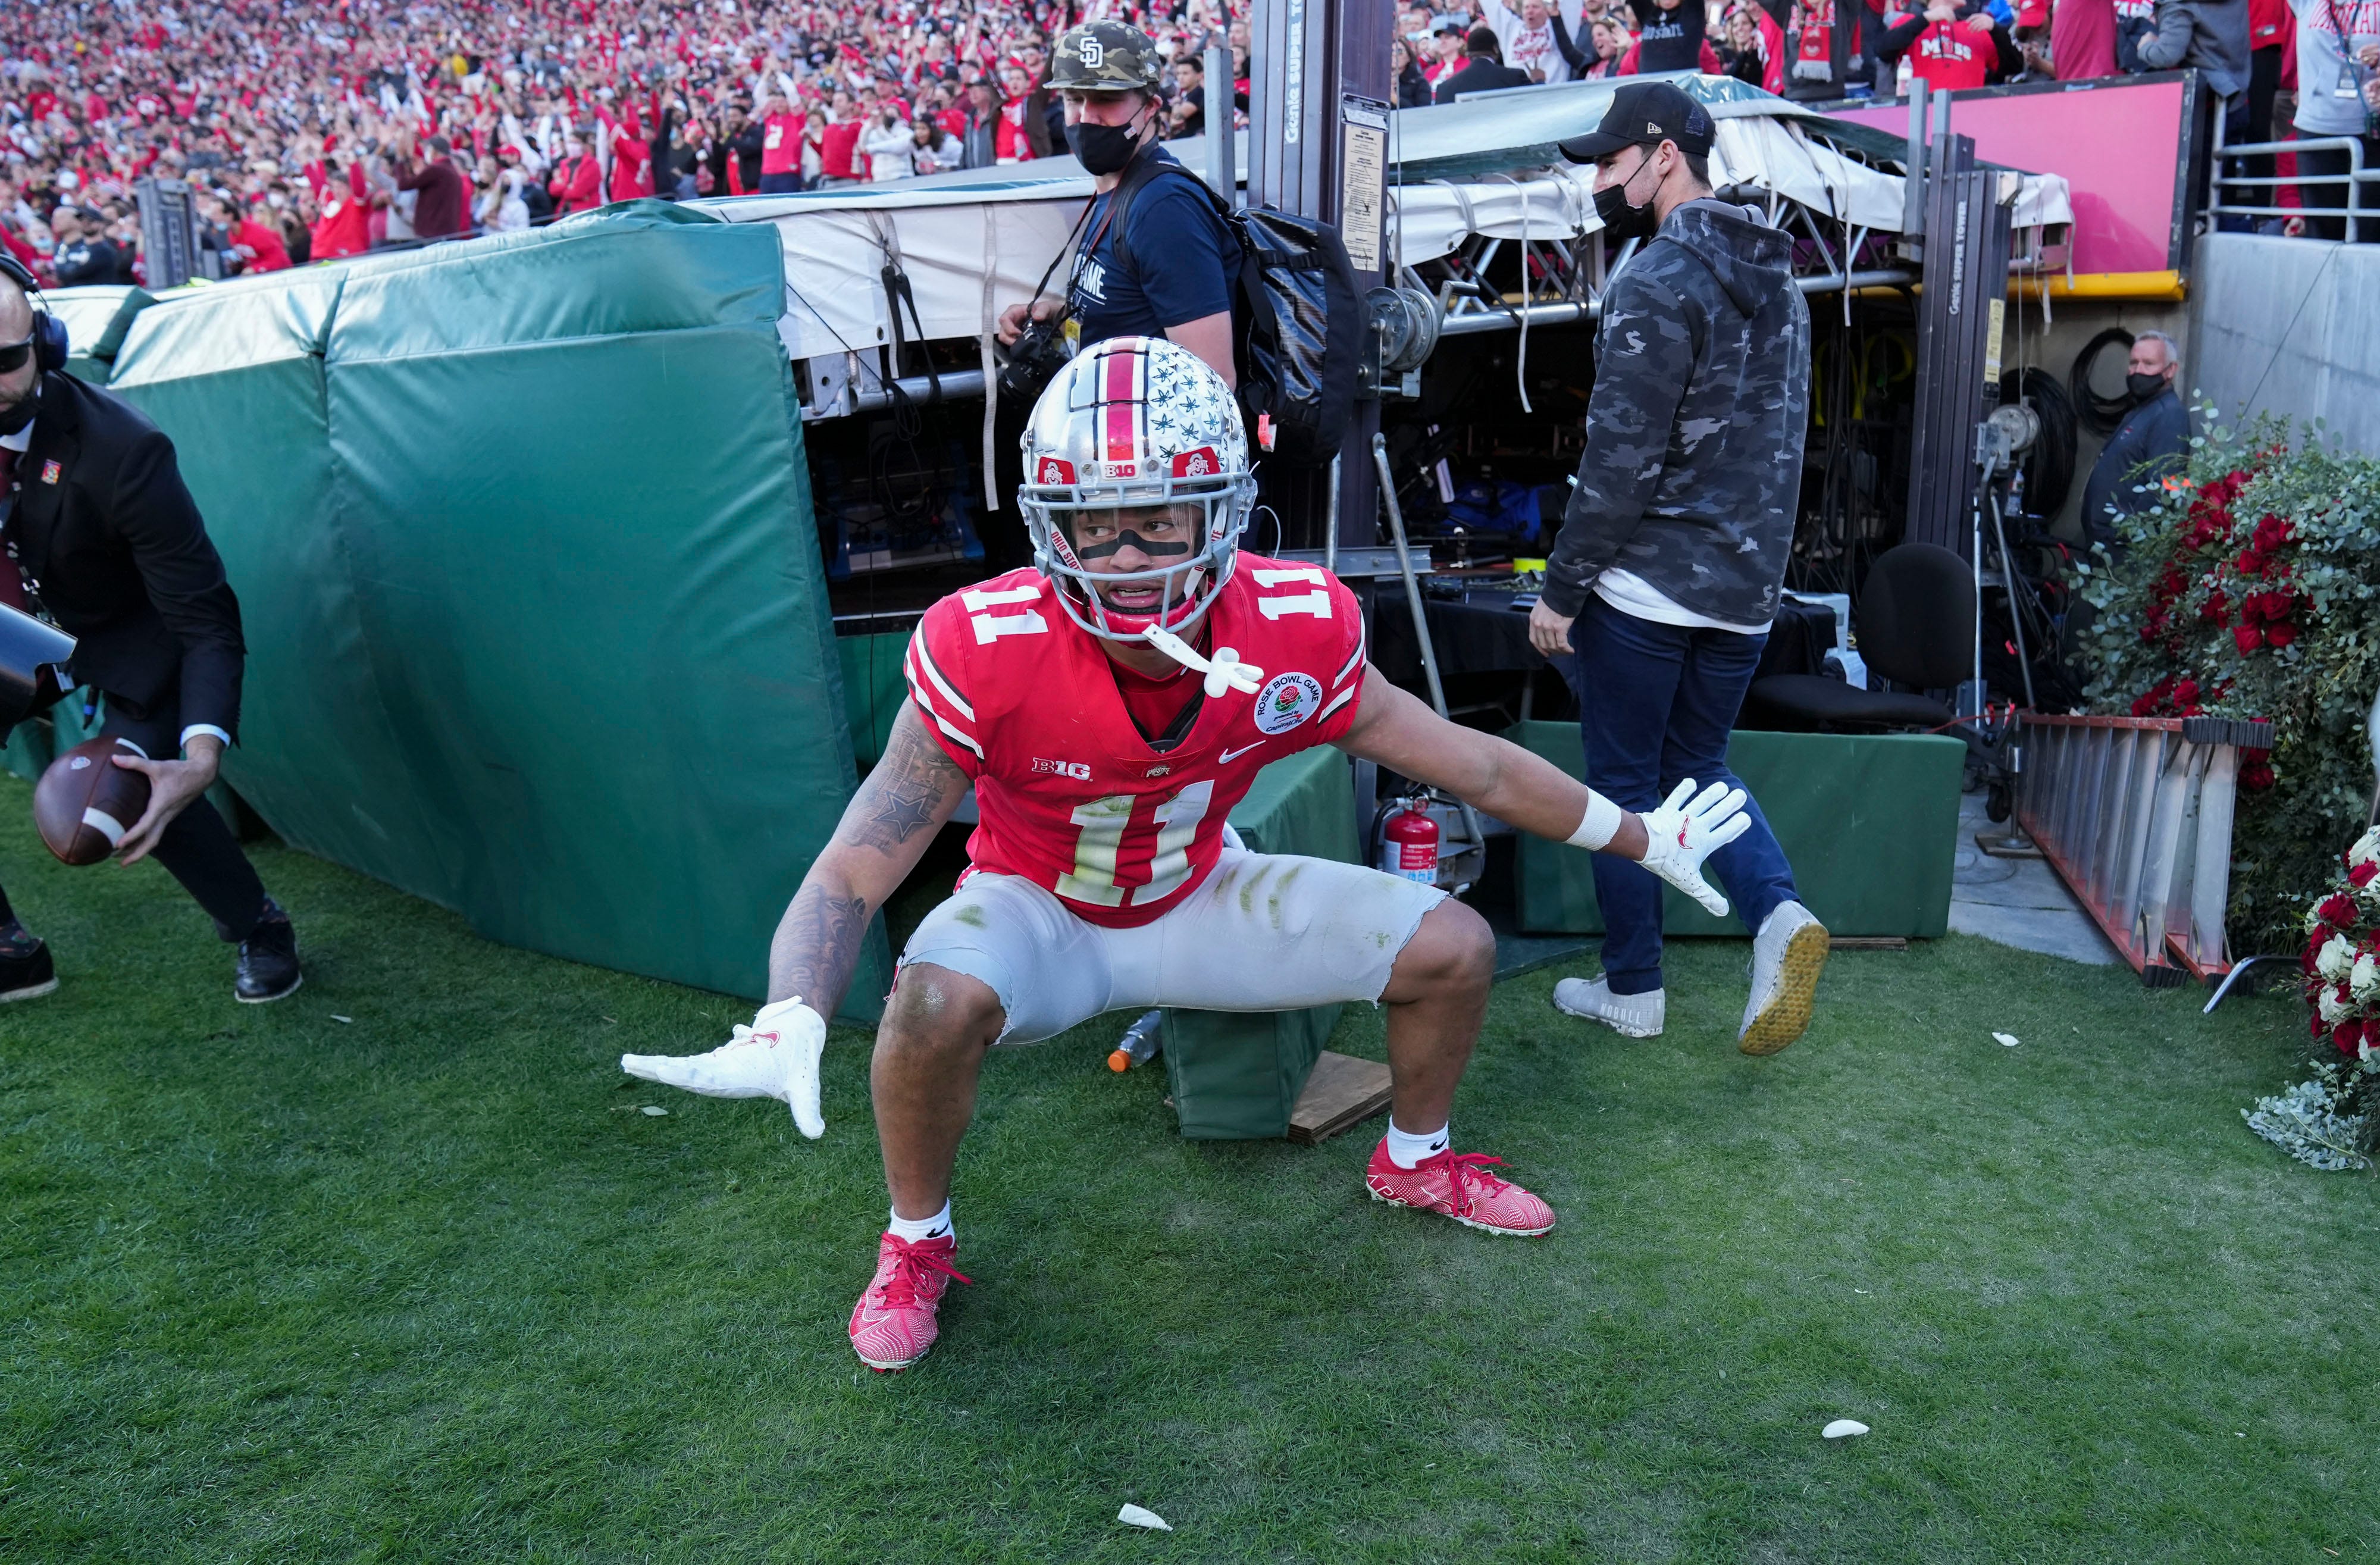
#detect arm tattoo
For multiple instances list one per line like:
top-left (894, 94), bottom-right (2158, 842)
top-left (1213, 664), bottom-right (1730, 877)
top-left (769, 884), bottom-right (871, 1017)
top-left (850, 715), bottom-right (968, 852)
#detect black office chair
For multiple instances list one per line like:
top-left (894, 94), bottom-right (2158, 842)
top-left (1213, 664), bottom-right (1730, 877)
top-left (1742, 543), bottom-right (1976, 732)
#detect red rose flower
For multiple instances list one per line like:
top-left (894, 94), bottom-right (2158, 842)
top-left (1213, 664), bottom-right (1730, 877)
top-left (2352, 861), bottom-right (2379, 889)
top-left (2251, 513), bottom-right (2290, 552)
top-left (2235, 548), bottom-right (2266, 577)
top-left (2263, 619), bottom-right (2298, 649)
top-left (2199, 588), bottom-right (2231, 625)
top-left (2318, 893), bottom-right (2359, 927)
top-left (2234, 624), bottom-right (2264, 653)
top-left (2240, 758), bottom-right (2275, 790)
top-left (2335, 1019), bottom-right (2368, 1056)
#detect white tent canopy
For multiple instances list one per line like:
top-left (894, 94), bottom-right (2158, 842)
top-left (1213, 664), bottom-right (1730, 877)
top-left (697, 98), bottom-right (2072, 369)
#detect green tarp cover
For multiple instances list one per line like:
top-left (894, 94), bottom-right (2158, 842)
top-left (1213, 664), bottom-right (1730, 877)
top-left (1163, 745), bottom-right (1360, 1140)
top-left (43, 284), bottom-right (150, 383)
top-left (103, 207), bottom-right (885, 1018)
top-left (1507, 721), bottom-right (1962, 937)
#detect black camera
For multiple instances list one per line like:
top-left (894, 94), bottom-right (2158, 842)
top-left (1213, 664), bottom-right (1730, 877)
top-left (997, 314), bottom-right (1074, 408)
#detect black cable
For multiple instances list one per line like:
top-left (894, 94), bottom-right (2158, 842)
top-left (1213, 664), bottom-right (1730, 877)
top-left (2069, 327), bottom-right (2136, 438)
top-left (2002, 366), bottom-right (2077, 519)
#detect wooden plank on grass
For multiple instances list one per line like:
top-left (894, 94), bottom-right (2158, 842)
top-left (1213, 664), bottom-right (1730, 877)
top-left (1286, 1051), bottom-right (1395, 1146)
top-left (1830, 936), bottom-right (1908, 951)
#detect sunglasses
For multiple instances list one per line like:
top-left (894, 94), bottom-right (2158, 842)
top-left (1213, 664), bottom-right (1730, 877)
top-left (0, 336), bottom-right (38, 375)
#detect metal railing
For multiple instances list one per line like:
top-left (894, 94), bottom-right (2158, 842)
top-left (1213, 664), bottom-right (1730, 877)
top-left (2205, 131), bottom-right (2376, 243)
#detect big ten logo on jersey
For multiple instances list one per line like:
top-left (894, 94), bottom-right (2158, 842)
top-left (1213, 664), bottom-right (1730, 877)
top-left (962, 583), bottom-right (1049, 644)
top-left (1032, 756), bottom-right (1094, 780)
top-left (1252, 565), bottom-right (1333, 621)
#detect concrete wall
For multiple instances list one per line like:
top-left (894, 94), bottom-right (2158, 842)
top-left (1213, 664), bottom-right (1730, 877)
top-left (2188, 233), bottom-right (2380, 458)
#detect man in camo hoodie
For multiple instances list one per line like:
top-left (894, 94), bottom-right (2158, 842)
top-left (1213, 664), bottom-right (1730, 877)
top-left (1527, 82), bottom-right (1829, 1057)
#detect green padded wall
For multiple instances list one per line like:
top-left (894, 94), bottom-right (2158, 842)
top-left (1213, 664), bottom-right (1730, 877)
top-left (839, 631), bottom-right (908, 771)
top-left (1506, 721), bottom-right (1963, 938)
top-left (102, 209), bottom-right (887, 1018)
top-left (1163, 746), bottom-right (1361, 1140)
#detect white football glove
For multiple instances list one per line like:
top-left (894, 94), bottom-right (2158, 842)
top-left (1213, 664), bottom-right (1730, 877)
top-left (1636, 778), bottom-right (1752, 918)
top-left (621, 996), bottom-right (828, 1140)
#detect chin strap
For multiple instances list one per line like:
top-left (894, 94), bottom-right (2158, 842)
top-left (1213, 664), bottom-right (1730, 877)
top-left (1142, 623), bottom-right (1266, 699)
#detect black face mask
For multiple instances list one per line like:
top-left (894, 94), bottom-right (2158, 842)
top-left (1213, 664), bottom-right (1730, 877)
top-left (1067, 116), bottom-right (1145, 177)
top-left (2126, 371), bottom-right (2168, 402)
top-left (1593, 148), bottom-right (1660, 240)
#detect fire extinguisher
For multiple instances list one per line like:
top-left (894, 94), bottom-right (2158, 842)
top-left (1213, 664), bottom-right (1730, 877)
top-left (1377, 797), bottom-right (1440, 884)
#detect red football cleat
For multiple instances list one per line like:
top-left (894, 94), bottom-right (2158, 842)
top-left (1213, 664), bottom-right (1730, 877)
top-left (848, 1231), bottom-right (972, 1373)
top-left (1365, 1140), bottom-right (1557, 1237)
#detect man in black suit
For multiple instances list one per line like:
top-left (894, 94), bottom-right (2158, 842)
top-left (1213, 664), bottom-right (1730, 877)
top-left (0, 262), bottom-right (299, 1004)
top-left (1433, 26), bottom-right (1535, 103)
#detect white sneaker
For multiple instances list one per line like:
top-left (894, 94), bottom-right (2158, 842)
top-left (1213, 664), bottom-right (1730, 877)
top-left (1552, 975), bottom-right (1665, 1038)
top-left (1739, 901), bottom-right (1828, 1057)
top-left (622, 997), bottom-right (829, 1138)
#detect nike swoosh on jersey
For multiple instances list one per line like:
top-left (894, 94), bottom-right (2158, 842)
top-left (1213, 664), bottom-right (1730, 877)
top-left (1219, 741), bottom-right (1267, 763)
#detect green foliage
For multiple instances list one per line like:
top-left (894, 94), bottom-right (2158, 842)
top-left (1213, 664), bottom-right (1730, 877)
top-left (2257, 826), bottom-right (2380, 1166)
top-left (2073, 411), bottom-right (2380, 954)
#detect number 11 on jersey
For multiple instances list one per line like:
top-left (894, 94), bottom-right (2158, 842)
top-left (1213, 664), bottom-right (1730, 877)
top-left (1053, 780), bottom-right (1217, 907)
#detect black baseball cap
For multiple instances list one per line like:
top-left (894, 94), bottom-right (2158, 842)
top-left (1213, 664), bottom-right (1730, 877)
top-left (1558, 82), bottom-right (1715, 163)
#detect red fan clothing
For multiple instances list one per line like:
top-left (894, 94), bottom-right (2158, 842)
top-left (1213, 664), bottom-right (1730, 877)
top-left (2249, 0), bottom-right (2290, 49)
top-left (548, 151), bottom-right (603, 214)
top-left (821, 118), bottom-right (863, 180)
top-left (904, 558), bottom-right (1368, 929)
top-left (2053, 0), bottom-right (2117, 78)
top-left (760, 111), bottom-right (803, 176)
top-left (1902, 17), bottom-right (1996, 89)
top-left (608, 112), bottom-right (654, 201)
top-left (309, 165), bottom-right (372, 259)
top-left (995, 94), bottom-right (1032, 160)
top-left (229, 217), bottom-right (290, 273)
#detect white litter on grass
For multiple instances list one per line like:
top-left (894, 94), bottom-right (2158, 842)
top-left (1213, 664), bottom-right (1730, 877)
top-left (1993, 1032), bottom-right (2021, 1048)
top-left (1822, 1419), bottom-right (1869, 1440)
top-left (330, 1015), bottom-right (353, 1024)
top-left (1117, 1504), bottom-right (1172, 1531)
top-left (640, 1105), bottom-right (669, 1116)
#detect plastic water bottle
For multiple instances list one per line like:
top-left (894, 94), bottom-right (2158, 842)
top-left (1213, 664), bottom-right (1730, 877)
top-left (1107, 1010), bottom-right (1164, 1072)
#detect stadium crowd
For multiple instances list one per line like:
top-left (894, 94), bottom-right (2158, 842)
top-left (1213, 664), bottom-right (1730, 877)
top-left (0, 0), bottom-right (2373, 286)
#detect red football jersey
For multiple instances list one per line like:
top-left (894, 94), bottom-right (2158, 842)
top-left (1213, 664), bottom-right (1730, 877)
top-left (904, 556), bottom-right (1368, 928)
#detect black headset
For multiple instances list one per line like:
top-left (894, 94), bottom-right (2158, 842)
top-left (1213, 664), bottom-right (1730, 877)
top-left (0, 253), bottom-right (70, 375)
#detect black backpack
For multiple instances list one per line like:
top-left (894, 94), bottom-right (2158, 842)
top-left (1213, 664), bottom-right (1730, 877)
top-left (1111, 157), bottom-right (1363, 470)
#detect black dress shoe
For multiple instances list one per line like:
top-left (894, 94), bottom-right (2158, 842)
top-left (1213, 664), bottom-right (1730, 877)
top-left (236, 909), bottom-right (301, 1004)
top-left (0, 938), bottom-right (57, 1003)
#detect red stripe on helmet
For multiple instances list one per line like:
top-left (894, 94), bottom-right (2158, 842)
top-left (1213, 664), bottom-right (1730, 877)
top-left (1102, 343), bottom-right (1137, 471)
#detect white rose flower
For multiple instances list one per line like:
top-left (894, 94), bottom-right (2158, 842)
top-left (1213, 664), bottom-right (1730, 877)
top-left (2356, 952), bottom-right (2380, 1000)
top-left (2316, 934), bottom-right (2355, 982)
top-left (2318, 985), bottom-right (2345, 1023)
top-left (2351, 827), bottom-right (2380, 869)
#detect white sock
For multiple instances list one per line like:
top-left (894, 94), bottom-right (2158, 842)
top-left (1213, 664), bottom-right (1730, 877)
top-left (887, 1201), bottom-right (953, 1244)
top-left (1385, 1120), bottom-right (1451, 1169)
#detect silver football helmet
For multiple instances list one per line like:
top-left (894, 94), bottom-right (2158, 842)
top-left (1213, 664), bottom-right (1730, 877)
top-left (1016, 335), bottom-right (1256, 641)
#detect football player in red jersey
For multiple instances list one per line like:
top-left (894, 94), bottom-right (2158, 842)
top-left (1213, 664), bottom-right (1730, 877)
top-left (625, 339), bottom-right (1752, 1372)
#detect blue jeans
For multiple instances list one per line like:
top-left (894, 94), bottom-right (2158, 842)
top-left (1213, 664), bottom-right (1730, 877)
top-left (1564, 594), bottom-right (1799, 996)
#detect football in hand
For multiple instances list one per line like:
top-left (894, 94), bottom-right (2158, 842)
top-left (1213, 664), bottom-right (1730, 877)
top-left (33, 738), bottom-right (153, 866)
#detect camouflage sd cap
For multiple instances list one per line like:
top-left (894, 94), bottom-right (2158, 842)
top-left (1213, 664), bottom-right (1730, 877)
top-left (1047, 20), bottom-right (1164, 92)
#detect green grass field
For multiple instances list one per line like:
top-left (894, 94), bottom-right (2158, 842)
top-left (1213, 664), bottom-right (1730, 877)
top-left (2, 794), bottom-right (2373, 1563)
